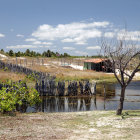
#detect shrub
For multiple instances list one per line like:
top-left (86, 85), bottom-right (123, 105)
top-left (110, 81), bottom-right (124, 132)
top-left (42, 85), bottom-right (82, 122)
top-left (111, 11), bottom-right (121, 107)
top-left (0, 81), bottom-right (41, 113)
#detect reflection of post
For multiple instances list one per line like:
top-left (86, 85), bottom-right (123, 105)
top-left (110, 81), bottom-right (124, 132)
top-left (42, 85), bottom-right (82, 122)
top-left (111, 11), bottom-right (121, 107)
top-left (42, 97), bottom-right (46, 112)
top-left (94, 95), bottom-right (97, 109)
top-left (94, 82), bottom-right (96, 94)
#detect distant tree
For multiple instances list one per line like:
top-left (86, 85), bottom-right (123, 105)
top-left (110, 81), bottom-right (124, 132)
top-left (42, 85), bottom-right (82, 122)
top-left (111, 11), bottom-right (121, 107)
top-left (47, 50), bottom-right (51, 57)
top-left (63, 53), bottom-right (70, 57)
top-left (25, 49), bottom-right (30, 56)
top-left (15, 51), bottom-right (21, 57)
top-left (100, 31), bottom-right (140, 115)
top-left (36, 52), bottom-right (41, 56)
top-left (0, 49), bottom-right (4, 53)
top-left (8, 50), bottom-right (14, 56)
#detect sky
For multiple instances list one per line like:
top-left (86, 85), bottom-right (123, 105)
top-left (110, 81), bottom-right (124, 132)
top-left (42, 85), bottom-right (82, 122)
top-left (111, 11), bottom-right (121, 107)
top-left (0, 0), bottom-right (140, 56)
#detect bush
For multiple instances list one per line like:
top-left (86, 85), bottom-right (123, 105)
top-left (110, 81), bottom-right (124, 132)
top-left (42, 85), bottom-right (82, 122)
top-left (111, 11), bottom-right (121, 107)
top-left (0, 81), bottom-right (41, 113)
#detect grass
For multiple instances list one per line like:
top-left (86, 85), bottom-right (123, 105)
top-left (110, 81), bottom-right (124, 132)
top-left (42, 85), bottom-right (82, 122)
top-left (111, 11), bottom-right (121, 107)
top-left (2, 57), bottom-right (116, 82)
top-left (0, 69), bottom-right (25, 82)
top-left (0, 69), bottom-right (35, 88)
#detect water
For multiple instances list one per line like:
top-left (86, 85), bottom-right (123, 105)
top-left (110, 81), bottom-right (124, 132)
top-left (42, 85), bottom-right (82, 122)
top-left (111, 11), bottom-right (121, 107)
top-left (27, 81), bottom-right (140, 112)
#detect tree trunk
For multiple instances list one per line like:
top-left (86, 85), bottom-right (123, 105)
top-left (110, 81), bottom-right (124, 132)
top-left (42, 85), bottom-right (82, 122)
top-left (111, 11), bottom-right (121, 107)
top-left (116, 86), bottom-right (126, 115)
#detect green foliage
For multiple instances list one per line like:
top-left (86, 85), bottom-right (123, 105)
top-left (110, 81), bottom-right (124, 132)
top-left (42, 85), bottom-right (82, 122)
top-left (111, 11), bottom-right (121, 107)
top-left (0, 81), bottom-right (41, 113)
top-left (5, 49), bottom-right (71, 58)
top-left (25, 73), bottom-right (39, 81)
top-left (0, 49), bottom-right (4, 53)
top-left (8, 50), bottom-right (14, 56)
top-left (0, 88), bottom-right (18, 112)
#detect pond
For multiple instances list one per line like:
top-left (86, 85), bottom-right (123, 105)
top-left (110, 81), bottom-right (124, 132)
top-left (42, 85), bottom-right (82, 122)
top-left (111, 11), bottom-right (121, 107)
top-left (27, 81), bottom-right (140, 112)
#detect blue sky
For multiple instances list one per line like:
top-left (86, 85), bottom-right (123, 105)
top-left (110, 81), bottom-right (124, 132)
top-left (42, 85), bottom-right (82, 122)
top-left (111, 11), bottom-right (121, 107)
top-left (0, 0), bottom-right (140, 56)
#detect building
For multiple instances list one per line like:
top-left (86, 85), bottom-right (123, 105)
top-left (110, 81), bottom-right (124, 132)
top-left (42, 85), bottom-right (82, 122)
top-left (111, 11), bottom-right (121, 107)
top-left (84, 58), bottom-right (112, 72)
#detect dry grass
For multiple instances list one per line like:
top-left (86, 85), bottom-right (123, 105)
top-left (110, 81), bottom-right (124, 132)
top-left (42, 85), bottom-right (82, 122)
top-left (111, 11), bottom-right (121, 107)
top-left (0, 111), bottom-right (140, 140)
top-left (0, 70), bottom-right (25, 82)
top-left (28, 64), bottom-right (116, 82)
top-left (1, 57), bottom-right (140, 82)
top-left (2, 57), bottom-right (116, 82)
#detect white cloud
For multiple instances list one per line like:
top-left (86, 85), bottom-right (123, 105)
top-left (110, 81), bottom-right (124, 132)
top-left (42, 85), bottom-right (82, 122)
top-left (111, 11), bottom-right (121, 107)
top-left (6, 45), bottom-right (37, 49)
top-left (32, 41), bottom-right (53, 45)
top-left (16, 34), bottom-right (24, 38)
top-left (25, 38), bottom-right (53, 45)
top-left (86, 46), bottom-right (101, 50)
top-left (117, 30), bottom-right (140, 41)
top-left (61, 38), bottom-right (75, 43)
top-left (0, 33), bottom-right (5, 38)
top-left (32, 41), bottom-right (42, 45)
top-left (104, 32), bottom-right (114, 38)
top-left (63, 47), bottom-right (75, 50)
top-left (41, 42), bottom-right (53, 45)
top-left (25, 38), bottom-right (37, 42)
top-left (39, 46), bottom-right (50, 48)
top-left (75, 41), bottom-right (87, 45)
top-left (32, 21), bottom-right (108, 45)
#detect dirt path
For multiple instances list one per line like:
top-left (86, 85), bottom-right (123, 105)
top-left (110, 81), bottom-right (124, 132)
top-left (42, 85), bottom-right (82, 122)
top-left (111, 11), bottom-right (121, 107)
top-left (0, 111), bottom-right (140, 140)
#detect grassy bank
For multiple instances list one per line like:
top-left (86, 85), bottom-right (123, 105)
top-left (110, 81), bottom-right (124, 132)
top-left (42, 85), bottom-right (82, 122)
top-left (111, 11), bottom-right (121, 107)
top-left (0, 69), bottom-right (35, 88)
top-left (0, 111), bottom-right (140, 140)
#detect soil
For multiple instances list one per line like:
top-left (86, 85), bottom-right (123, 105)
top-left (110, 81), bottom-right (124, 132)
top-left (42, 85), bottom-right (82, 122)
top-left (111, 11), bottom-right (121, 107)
top-left (0, 111), bottom-right (140, 140)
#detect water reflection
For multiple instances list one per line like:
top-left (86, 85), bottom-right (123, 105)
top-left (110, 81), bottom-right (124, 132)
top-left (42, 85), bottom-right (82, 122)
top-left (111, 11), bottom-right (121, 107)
top-left (27, 81), bottom-right (140, 112)
top-left (38, 96), bottom-right (94, 112)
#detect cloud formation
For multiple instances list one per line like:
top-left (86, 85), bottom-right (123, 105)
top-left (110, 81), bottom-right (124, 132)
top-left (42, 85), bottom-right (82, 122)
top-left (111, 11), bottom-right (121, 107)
top-left (6, 45), bottom-right (37, 49)
top-left (117, 30), bottom-right (140, 41)
top-left (25, 38), bottom-right (53, 46)
top-left (0, 33), bottom-right (5, 38)
top-left (32, 21), bottom-right (109, 45)
top-left (104, 32), bottom-right (114, 38)
top-left (63, 47), bottom-right (75, 50)
top-left (86, 46), bottom-right (101, 50)
top-left (16, 34), bottom-right (24, 38)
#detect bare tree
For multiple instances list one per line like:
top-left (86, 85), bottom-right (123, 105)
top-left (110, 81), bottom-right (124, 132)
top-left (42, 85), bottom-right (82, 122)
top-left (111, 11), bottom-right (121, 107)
top-left (100, 31), bottom-right (140, 115)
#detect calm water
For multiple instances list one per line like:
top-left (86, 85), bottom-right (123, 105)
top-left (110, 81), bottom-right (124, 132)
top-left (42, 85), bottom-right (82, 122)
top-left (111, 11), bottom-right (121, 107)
top-left (27, 81), bottom-right (140, 112)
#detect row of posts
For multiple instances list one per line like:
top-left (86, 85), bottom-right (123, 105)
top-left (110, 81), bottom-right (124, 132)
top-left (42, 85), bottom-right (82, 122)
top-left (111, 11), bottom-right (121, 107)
top-left (35, 80), bottom-right (96, 96)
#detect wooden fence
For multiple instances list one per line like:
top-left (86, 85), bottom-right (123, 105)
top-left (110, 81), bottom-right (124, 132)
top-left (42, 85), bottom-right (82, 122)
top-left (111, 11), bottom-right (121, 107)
top-left (0, 60), bottom-right (96, 96)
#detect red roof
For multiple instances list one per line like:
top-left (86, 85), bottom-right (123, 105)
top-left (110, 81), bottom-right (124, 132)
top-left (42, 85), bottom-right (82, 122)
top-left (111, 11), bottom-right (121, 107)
top-left (84, 58), bottom-right (107, 63)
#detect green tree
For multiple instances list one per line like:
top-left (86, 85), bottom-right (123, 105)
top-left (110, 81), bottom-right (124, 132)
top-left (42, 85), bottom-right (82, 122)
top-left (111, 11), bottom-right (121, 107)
top-left (0, 49), bottom-right (4, 53)
top-left (25, 49), bottom-right (30, 56)
top-left (8, 50), bottom-right (14, 56)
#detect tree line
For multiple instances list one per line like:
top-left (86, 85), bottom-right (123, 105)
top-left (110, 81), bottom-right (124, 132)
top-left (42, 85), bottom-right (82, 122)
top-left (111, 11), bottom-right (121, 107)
top-left (0, 49), bottom-right (102, 58)
top-left (0, 49), bottom-right (70, 58)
